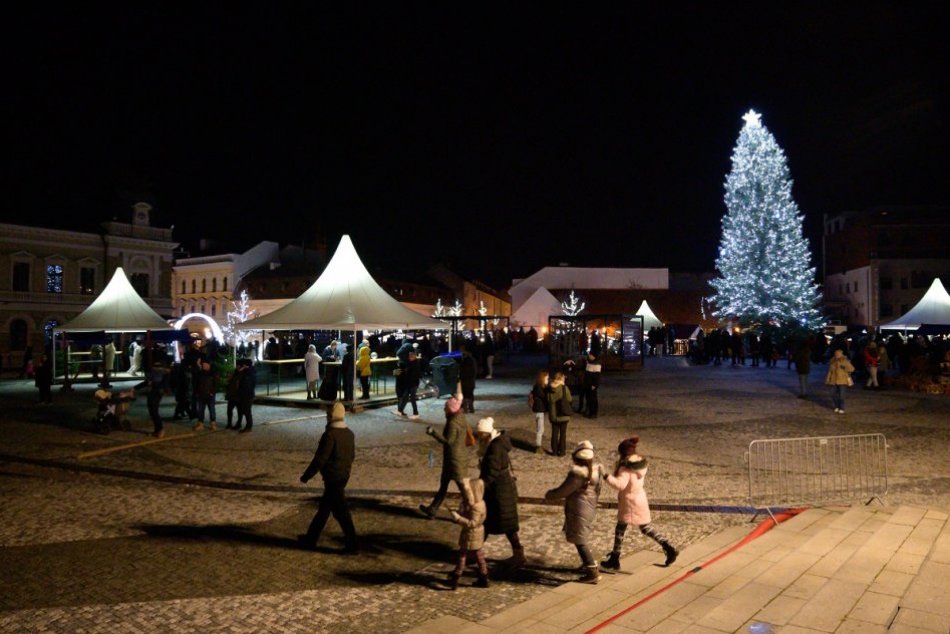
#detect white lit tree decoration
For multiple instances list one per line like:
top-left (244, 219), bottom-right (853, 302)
top-left (432, 298), bottom-right (447, 318)
top-left (222, 290), bottom-right (257, 347)
top-left (710, 110), bottom-right (821, 328)
top-left (561, 290), bottom-right (585, 316)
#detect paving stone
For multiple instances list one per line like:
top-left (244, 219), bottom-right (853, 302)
top-left (753, 594), bottom-right (806, 625)
top-left (667, 592), bottom-right (720, 625)
top-left (782, 573), bottom-right (828, 600)
top-left (846, 590), bottom-right (900, 625)
top-left (923, 509), bottom-right (948, 521)
top-left (807, 530), bottom-right (870, 578)
top-left (695, 582), bottom-right (782, 632)
top-left (787, 578), bottom-right (867, 632)
top-left (900, 561), bottom-right (950, 617)
top-left (755, 551), bottom-right (821, 588)
top-left (868, 570), bottom-right (915, 597)
top-left (831, 544), bottom-right (892, 585)
top-left (891, 606), bottom-right (950, 632)
top-left (887, 506), bottom-right (928, 527)
top-left (833, 619), bottom-right (887, 633)
top-left (884, 552), bottom-right (926, 576)
top-left (612, 582), bottom-right (708, 632)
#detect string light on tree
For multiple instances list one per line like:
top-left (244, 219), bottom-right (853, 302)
top-left (710, 110), bottom-right (821, 329)
top-left (561, 290), bottom-right (586, 316)
top-left (222, 290), bottom-right (257, 347)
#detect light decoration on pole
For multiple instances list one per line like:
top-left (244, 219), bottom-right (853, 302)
top-left (561, 290), bottom-right (585, 316)
top-left (222, 290), bottom-right (257, 347)
top-left (710, 110), bottom-right (821, 329)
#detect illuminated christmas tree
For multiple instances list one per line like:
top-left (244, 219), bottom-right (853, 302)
top-left (710, 110), bottom-right (821, 328)
top-left (561, 290), bottom-right (585, 316)
top-left (223, 290), bottom-right (257, 347)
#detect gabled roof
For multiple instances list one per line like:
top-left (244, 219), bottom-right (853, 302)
top-left (511, 287), bottom-right (562, 327)
top-left (237, 235), bottom-right (442, 330)
top-left (58, 267), bottom-right (173, 332)
top-left (635, 300), bottom-right (664, 329)
top-left (881, 278), bottom-right (950, 330)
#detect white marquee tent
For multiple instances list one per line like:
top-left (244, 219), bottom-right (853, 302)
top-left (57, 267), bottom-right (173, 333)
top-left (510, 287), bottom-right (561, 329)
top-left (237, 235), bottom-right (442, 331)
top-left (880, 278), bottom-right (950, 331)
top-left (635, 299), bottom-right (664, 330)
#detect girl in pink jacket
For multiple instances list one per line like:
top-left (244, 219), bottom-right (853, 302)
top-left (601, 435), bottom-right (678, 570)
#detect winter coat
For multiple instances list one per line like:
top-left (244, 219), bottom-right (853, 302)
top-left (428, 412), bottom-right (470, 481)
top-left (195, 368), bottom-right (217, 397)
top-left (237, 366), bottom-right (256, 404)
top-left (34, 359), bottom-right (53, 388)
top-left (459, 353), bottom-right (477, 386)
top-left (479, 432), bottom-right (520, 534)
top-left (304, 350), bottom-right (322, 382)
top-left (301, 421), bottom-right (355, 486)
top-left (357, 347), bottom-right (372, 377)
top-left (546, 383), bottom-right (572, 423)
top-left (530, 383), bottom-right (548, 413)
top-left (403, 358), bottom-right (422, 389)
top-left (453, 479), bottom-right (487, 551)
top-left (225, 370), bottom-right (241, 401)
top-left (793, 346), bottom-right (811, 375)
top-left (863, 348), bottom-right (879, 368)
top-left (103, 343), bottom-right (116, 371)
top-left (545, 463), bottom-right (603, 545)
top-left (606, 457), bottom-right (652, 525)
top-left (825, 356), bottom-right (855, 386)
top-left (877, 346), bottom-right (890, 372)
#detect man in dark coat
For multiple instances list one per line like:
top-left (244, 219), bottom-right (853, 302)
top-left (458, 343), bottom-right (477, 413)
top-left (582, 354), bottom-right (602, 418)
top-left (418, 395), bottom-right (470, 518)
top-left (476, 417), bottom-right (524, 569)
top-left (237, 359), bottom-right (256, 433)
top-left (396, 351), bottom-right (421, 418)
top-left (298, 401), bottom-right (358, 553)
top-left (34, 352), bottom-right (53, 404)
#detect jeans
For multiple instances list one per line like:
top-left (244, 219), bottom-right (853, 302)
top-left (831, 385), bottom-right (844, 410)
top-left (534, 412), bottom-right (546, 447)
top-left (196, 395), bottom-right (216, 422)
top-left (551, 420), bottom-right (568, 456)
top-left (398, 387), bottom-right (418, 415)
top-left (428, 471), bottom-right (465, 512)
top-left (304, 479), bottom-right (357, 548)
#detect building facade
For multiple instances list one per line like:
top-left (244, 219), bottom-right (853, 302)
top-left (0, 202), bottom-right (177, 362)
top-left (823, 207), bottom-right (950, 327)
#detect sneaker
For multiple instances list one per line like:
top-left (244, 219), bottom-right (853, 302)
top-left (408, 414), bottom-right (420, 420)
top-left (395, 410), bottom-right (407, 418)
top-left (535, 446), bottom-right (545, 455)
top-left (417, 504), bottom-right (436, 520)
top-left (833, 408), bottom-right (840, 413)
top-left (192, 422), bottom-right (204, 431)
top-left (837, 409), bottom-right (845, 415)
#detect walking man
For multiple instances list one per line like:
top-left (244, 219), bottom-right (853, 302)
top-left (298, 402), bottom-right (358, 553)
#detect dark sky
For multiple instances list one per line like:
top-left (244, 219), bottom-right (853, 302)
top-left (4, 4), bottom-right (948, 288)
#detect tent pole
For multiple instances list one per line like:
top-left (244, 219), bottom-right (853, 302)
top-left (352, 324), bottom-right (358, 408)
top-left (52, 329), bottom-right (57, 387)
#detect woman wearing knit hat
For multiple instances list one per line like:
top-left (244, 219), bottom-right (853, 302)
top-left (476, 416), bottom-right (525, 569)
top-left (544, 440), bottom-right (605, 584)
top-left (418, 395), bottom-right (472, 519)
top-left (545, 372), bottom-right (573, 456)
top-left (601, 435), bottom-right (678, 570)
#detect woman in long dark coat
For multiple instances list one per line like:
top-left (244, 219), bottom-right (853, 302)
top-left (476, 417), bottom-right (524, 569)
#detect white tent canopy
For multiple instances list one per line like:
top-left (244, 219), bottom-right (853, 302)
top-left (511, 286), bottom-right (561, 328)
top-left (635, 299), bottom-right (664, 330)
top-left (237, 235), bottom-right (442, 331)
top-left (57, 267), bottom-right (173, 333)
top-left (880, 278), bottom-right (950, 330)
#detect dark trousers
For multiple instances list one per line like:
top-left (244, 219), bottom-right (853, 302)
top-left (147, 390), bottom-right (163, 434)
top-left (196, 395), bottom-right (216, 422)
top-left (551, 420), bottom-right (568, 456)
top-left (227, 399), bottom-right (239, 426)
top-left (586, 387), bottom-right (598, 417)
top-left (428, 471), bottom-right (465, 512)
top-left (305, 480), bottom-right (357, 548)
top-left (398, 387), bottom-right (418, 415)
top-left (359, 375), bottom-right (370, 399)
top-left (461, 382), bottom-right (475, 412)
top-left (37, 384), bottom-right (52, 403)
top-left (239, 400), bottom-right (253, 429)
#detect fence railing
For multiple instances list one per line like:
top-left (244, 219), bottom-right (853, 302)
top-left (747, 433), bottom-right (887, 518)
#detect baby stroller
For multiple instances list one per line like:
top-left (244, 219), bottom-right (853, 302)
top-left (92, 388), bottom-right (135, 434)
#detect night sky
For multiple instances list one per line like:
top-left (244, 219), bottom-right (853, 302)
top-left (4, 4), bottom-right (948, 288)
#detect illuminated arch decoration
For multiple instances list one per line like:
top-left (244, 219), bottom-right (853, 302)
top-left (174, 313), bottom-right (225, 343)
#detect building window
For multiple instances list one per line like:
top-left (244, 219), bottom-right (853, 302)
top-left (130, 273), bottom-right (149, 298)
top-left (46, 264), bottom-right (64, 293)
top-left (12, 262), bottom-right (30, 291)
top-left (880, 304), bottom-right (893, 317)
top-left (181, 280), bottom-right (186, 295)
top-left (212, 278), bottom-right (217, 293)
top-left (911, 271), bottom-right (932, 289)
top-left (845, 282), bottom-right (850, 293)
top-left (880, 277), bottom-right (892, 290)
top-left (900, 278), bottom-right (908, 290)
top-left (854, 281), bottom-right (858, 293)
top-left (223, 276), bottom-right (228, 290)
top-left (80, 267), bottom-right (95, 295)
top-left (9, 319), bottom-right (28, 351)
top-left (202, 279), bottom-right (207, 293)
top-left (838, 284), bottom-right (842, 295)
top-left (191, 280), bottom-right (196, 293)
top-left (211, 304), bottom-right (216, 317)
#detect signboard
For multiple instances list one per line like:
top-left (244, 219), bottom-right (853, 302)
top-left (622, 314), bottom-right (644, 365)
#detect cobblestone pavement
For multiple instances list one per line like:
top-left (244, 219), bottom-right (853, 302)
top-left (1, 357), bottom-right (948, 632)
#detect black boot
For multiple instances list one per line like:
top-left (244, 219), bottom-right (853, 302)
top-left (475, 573), bottom-right (489, 588)
top-left (600, 551), bottom-right (621, 570)
top-left (662, 543), bottom-right (678, 566)
top-left (434, 573), bottom-right (460, 591)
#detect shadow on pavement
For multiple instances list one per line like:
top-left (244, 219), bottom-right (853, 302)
top-left (136, 523), bottom-right (299, 550)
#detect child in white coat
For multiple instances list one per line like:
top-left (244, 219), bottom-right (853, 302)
top-left (439, 478), bottom-right (490, 590)
top-left (601, 435), bottom-right (678, 570)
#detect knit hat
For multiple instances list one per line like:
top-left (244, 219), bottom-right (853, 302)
top-left (328, 401), bottom-right (346, 423)
top-left (444, 395), bottom-right (463, 415)
top-left (476, 417), bottom-right (495, 434)
top-left (618, 435), bottom-right (640, 457)
top-left (573, 440), bottom-right (594, 461)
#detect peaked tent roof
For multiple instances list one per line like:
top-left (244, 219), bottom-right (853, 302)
top-left (237, 235), bottom-right (442, 330)
top-left (510, 286), bottom-right (562, 327)
top-left (58, 267), bottom-right (173, 333)
top-left (880, 278), bottom-right (950, 330)
top-left (634, 299), bottom-right (664, 330)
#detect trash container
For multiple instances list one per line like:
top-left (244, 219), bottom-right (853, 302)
top-left (430, 354), bottom-right (460, 397)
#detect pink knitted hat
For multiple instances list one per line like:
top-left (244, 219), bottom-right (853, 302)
top-left (444, 395), bottom-right (463, 415)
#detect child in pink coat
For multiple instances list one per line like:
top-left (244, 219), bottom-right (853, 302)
top-left (601, 435), bottom-right (678, 570)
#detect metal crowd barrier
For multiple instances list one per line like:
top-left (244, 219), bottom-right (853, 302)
top-left (747, 433), bottom-right (887, 520)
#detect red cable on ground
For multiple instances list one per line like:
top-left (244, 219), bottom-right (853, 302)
top-left (585, 508), bottom-right (806, 634)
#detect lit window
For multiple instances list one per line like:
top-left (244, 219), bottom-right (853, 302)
top-left (46, 264), bottom-right (63, 293)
